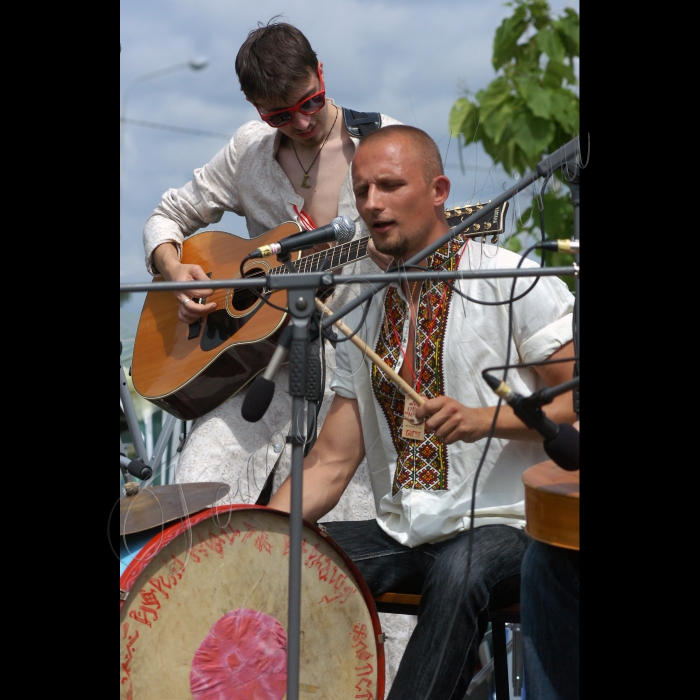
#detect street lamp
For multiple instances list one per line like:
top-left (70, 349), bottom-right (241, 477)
top-left (120, 56), bottom-right (209, 195)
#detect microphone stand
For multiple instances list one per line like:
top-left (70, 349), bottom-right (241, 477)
top-left (564, 159), bottom-right (581, 419)
top-left (266, 262), bottom-right (334, 700)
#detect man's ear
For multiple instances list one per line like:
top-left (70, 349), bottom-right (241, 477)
top-left (433, 174), bottom-right (451, 208)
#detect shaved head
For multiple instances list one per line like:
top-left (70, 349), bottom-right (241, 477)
top-left (355, 125), bottom-right (444, 185)
top-left (351, 124), bottom-right (451, 262)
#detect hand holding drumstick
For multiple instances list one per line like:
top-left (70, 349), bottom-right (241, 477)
top-left (315, 298), bottom-right (507, 445)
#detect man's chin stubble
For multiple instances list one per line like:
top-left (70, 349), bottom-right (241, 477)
top-left (375, 238), bottom-right (408, 259)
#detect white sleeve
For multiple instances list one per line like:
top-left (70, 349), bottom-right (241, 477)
top-left (142, 131), bottom-right (245, 276)
top-left (508, 262), bottom-right (575, 364)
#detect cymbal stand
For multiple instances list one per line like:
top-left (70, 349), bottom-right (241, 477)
top-left (120, 342), bottom-right (179, 494)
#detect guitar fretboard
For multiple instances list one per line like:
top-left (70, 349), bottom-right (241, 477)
top-left (267, 236), bottom-right (371, 275)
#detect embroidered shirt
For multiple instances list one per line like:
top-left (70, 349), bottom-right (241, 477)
top-left (372, 235), bottom-right (466, 495)
top-left (331, 241), bottom-right (575, 548)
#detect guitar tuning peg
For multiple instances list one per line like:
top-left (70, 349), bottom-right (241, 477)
top-left (491, 235), bottom-right (499, 244)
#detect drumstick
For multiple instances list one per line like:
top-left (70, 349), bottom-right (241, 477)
top-left (315, 297), bottom-right (426, 407)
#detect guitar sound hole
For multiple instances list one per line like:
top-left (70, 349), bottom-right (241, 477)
top-left (232, 269), bottom-right (267, 312)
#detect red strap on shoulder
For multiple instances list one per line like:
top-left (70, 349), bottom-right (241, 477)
top-left (293, 205), bottom-right (316, 231)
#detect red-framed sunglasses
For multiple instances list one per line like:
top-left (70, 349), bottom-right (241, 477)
top-left (254, 66), bottom-right (326, 128)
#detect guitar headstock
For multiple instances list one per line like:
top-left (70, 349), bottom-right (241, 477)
top-left (444, 200), bottom-right (509, 243)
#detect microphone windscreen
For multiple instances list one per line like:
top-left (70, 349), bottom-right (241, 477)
top-left (544, 422), bottom-right (580, 472)
top-left (127, 458), bottom-right (153, 480)
top-left (241, 376), bottom-right (276, 422)
top-left (334, 215), bottom-right (355, 243)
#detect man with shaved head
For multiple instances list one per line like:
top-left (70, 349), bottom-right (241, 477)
top-left (269, 125), bottom-right (577, 698)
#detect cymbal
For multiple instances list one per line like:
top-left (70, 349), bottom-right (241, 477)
top-left (119, 482), bottom-right (231, 536)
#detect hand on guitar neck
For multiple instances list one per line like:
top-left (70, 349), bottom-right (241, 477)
top-left (152, 242), bottom-right (218, 324)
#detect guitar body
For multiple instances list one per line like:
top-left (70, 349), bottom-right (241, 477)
top-left (131, 222), bottom-right (303, 421)
top-left (130, 201), bottom-right (510, 421)
top-left (523, 460), bottom-right (579, 551)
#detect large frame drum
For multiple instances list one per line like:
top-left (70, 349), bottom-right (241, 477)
top-left (119, 505), bottom-right (385, 699)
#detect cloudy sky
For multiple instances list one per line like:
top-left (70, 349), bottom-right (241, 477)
top-left (120, 0), bottom-right (579, 324)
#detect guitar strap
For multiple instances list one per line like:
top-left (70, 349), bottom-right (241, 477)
top-left (342, 108), bottom-right (382, 138)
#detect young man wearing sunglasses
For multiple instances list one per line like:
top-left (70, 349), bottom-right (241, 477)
top-left (140, 17), bottom-right (411, 688)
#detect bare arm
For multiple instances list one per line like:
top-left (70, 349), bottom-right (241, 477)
top-left (415, 341), bottom-right (577, 444)
top-left (267, 395), bottom-right (366, 523)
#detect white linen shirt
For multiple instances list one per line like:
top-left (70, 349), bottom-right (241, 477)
top-left (330, 242), bottom-right (575, 548)
top-left (142, 99), bottom-right (401, 276)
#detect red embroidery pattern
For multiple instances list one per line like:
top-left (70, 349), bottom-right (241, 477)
top-left (372, 235), bottom-right (467, 494)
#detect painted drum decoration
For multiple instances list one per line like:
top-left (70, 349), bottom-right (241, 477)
top-left (119, 505), bottom-right (385, 699)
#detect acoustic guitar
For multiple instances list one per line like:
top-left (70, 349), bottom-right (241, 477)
top-left (522, 459), bottom-right (579, 551)
top-left (131, 201), bottom-right (509, 420)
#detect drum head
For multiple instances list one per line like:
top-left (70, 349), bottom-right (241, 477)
top-left (119, 505), bottom-right (385, 699)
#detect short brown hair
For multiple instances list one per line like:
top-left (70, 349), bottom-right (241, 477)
top-left (358, 125), bottom-right (444, 184)
top-left (235, 18), bottom-right (318, 104)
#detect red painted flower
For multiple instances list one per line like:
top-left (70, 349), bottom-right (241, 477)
top-left (190, 608), bottom-right (287, 699)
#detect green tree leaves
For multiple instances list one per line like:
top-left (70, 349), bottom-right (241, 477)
top-left (492, 4), bottom-right (528, 69)
top-left (448, 0), bottom-right (580, 289)
top-left (449, 0), bottom-right (579, 175)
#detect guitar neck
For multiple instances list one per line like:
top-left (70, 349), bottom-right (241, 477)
top-left (269, 236), bottom-right (371, 275)
top-left (268, 200), bottom-right (508, 276)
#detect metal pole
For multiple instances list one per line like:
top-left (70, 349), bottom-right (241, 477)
top-left (283, 283), bottom-right (318, 700)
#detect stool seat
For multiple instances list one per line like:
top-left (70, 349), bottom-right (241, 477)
top-left (373, 593), bottom-right (521, 699)
top-left (373, 592), bottom-right (421, 615)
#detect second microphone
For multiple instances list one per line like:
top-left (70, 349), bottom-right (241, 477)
top-left (246, 215), bottom-right (355, 259)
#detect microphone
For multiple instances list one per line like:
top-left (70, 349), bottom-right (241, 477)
top-left (536, 239), bottom-right (580, 253)
top-left (246, 215), bottom-right (355, 259)
top-left (241, 326), bottom-right (294, 422)
top-left (484, 374), bottom-right (579, 471)
top-left (120, 455), bottom-right (153, 480)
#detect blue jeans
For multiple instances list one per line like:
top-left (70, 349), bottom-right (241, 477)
top-left (521, 540), bottom-right (580, 700)
top-left (322, 519), bottom-right (531, 700)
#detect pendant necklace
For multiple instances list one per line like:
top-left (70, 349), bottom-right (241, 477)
top-left (291, 106), bottom-right (339, 189)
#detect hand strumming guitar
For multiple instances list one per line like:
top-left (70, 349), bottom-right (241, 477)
top-left (152, 242), bottom-right (218, 324)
